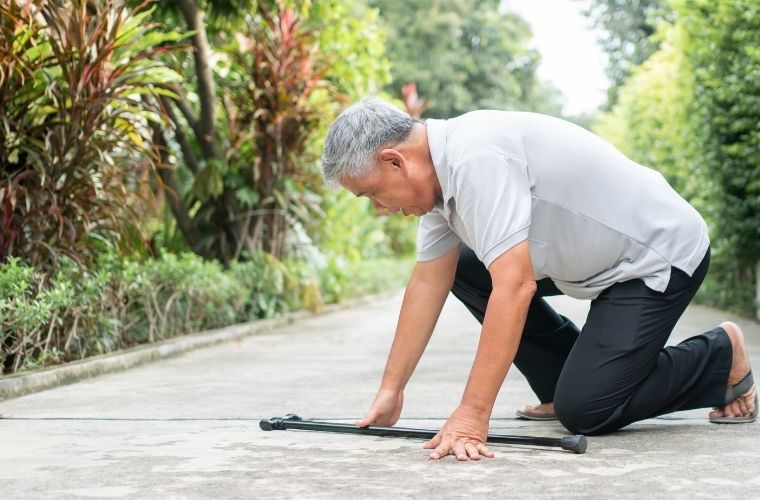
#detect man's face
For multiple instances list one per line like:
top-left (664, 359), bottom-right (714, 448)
top-left (341, 160), bottom-right (432, 217)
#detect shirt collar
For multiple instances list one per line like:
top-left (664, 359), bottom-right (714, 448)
top-left (425, 118), bottom-right (450, 212)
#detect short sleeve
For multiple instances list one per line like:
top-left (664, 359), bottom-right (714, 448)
top-left (416, 212), bottom-right (461, 262)
top-left (451, 154), bottom-right (532, 268)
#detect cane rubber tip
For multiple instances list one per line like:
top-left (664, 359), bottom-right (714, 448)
top-left (284, 414), bottom-right (302, 421)
top-left (561, 435), bottom-right (587, 454)
top-left (260, 417), bottom-right (287, 431)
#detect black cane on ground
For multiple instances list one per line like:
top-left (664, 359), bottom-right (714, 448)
top-left (260, 414), bottom-right (588, 454)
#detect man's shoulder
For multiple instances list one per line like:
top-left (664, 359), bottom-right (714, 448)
top-left (444, 111), bottom-right (533, 169)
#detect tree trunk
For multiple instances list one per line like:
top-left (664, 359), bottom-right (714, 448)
top-left (176, 0), bottom-right (221, 162)
top-left (151, 126), bottom-right (210, 259)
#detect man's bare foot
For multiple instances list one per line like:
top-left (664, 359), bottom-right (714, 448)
top-left (517, 403), bottom-right (556, 420)
top-left (708, 321), bottom-right (756, 420)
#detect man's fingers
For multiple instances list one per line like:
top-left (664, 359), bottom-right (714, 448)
top-left (430, 444), bottom-right (450, 460)
top-left (422, 432), bottom-right (441, 449)
top-left (452, 441), bottom-right (468, 461)
top-left (427, 437), bottom-right (493, 461)
top-left (476, 443), bottom-right (495, 458)
top-left (464, 442), bottom-right (480, 460)
top-left (355, 413), bottom-right (375, 427)
top-left (429, 436), bottom-right (452, 459)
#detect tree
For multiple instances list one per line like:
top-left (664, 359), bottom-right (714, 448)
top-left (150, 0), bottom-right (389, 263)
top-left (592, 23), bottom-right (695, 196)
top-left (593, 0), bottom-right (760, 316)
top-left (578, 0), bottom-right (671, 107)
top-left (678, 0), bottom-right (760, 316)
top-left (368, 0), bottom-right (555, 118)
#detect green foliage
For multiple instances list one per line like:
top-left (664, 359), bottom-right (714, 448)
top-left (0, 0), bottom-right (182, 270)
top-left (1, 256), bottom-right (117, 373)
top-left (592, 23), bottom-right (698, 198)
top-left (318, 256), bottom-right (414, 305)
top-left (677, 0), bottom-right (760, 267)
top-left (579, 0), bottom-right (672, 107)
top-left (695, 245), bottom-right (757, 317)
top-left (119, 253), bottom-right (248, 344)
top-left (369, 0), bottom-right (554, 117)
top-left (217, 4), bottom-right (333, 258)
top-left (151, 0), bottom-right (391, 263)
top-left (314, 190), bottom-right (414, 261)
top-left (593, 0), bottom-right (759, 315)
top-left (0, 250), bottom-right (412, 375)
top-left (310, 0), bottom-right (391, 99)
top-left (678, 0), bottom-right (760, 315)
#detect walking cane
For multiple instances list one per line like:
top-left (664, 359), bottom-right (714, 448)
top-left (260, 414), bottom-right (587, 454)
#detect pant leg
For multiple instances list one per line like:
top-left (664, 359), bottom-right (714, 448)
top-left (450, 245), bottom-right (580, 403)
top-left (554, 249), bottom-right (733, 435)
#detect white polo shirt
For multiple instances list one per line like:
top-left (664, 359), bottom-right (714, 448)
top-left (417, 111), bottom-right (710, 300)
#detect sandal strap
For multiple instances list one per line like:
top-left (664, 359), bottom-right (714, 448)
top-left (725, 370), bottom-right (754, 404)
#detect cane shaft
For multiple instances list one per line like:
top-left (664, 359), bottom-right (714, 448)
top-left (260, 416), bottom-right (586, 453)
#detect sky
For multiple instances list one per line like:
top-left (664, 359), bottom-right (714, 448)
top-left (504, 0), bottom-right (610, 115)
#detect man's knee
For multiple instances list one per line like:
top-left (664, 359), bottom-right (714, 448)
top-left (553, 392), bottom-right (591, 434)
top-left (554, 390), bottom-right (623, 436)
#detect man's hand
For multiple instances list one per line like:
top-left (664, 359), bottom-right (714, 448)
top-left (356, 388), bottom-right (404, 427)
top-left (423, 405), bottom-right (495, 460)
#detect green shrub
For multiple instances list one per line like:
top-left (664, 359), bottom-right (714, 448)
top-left (594, 0), bottom-right (760, 316)
top-left (315, 190), bottom-right (418, 262)
top-left (677, 0), bottom-right (760, 316)
top-left (120, 254), bottom-right (249, 345)
top-left (0, 250), bottom-right (412, 375)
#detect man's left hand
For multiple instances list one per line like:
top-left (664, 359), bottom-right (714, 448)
top-left (423, 404), bottom-right (495, 460)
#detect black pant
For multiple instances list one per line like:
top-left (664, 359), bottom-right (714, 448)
top-left (451, 245), bottom-right (732, 435)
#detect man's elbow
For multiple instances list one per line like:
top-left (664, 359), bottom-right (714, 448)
top-left (521, 278), bottom-right (538, 297)
top-left (493, 277), bottom-right (537, 300)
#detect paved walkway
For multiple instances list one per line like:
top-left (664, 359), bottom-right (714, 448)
top-left (1, 291), bottom-right (759, 499)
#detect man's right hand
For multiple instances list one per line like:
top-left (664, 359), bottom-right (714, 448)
top-left (356, 388), bottom-right (404, 427)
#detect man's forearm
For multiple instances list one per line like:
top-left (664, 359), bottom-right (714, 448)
top-left (380, 276), bottom-right (451, 391)
top-left (460, 282), bottom-right (535, 414)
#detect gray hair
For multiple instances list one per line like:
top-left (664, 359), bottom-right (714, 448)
top-left (321, 97), bottom-right (415, 186)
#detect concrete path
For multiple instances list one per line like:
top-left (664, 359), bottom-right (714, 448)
top-left (1, 291), bottom-right (759, 499)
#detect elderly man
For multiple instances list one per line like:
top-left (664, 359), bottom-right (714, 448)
top-left (321, 98), bottom-right (756, 461)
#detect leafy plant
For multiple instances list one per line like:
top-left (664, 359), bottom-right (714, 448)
top-left (0, 0), bottom-right (183, 271)
top-left (150, 0), bottom-right (390, 263)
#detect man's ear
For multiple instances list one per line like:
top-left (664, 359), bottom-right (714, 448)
top-left (378, 148), bottom-right (404, 171)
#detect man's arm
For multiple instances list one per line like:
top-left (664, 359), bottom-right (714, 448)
top-left (357, 244), bottom-right (461, 427)
top-left (425, 240), bottom-right (536, 460)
